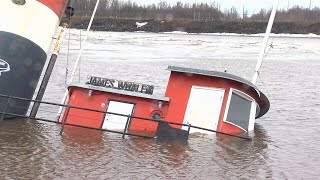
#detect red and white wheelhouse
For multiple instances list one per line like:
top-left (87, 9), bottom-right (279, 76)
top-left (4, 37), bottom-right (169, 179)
top-left (64, 66), bottom-right (269, 136)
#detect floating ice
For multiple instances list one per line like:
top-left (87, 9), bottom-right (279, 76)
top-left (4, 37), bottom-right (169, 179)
top-left (136, 22), bottom-right (148, 28)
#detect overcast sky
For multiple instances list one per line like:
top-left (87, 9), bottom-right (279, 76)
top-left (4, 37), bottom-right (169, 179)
top-left (134, 0), bottom-right (318, 15)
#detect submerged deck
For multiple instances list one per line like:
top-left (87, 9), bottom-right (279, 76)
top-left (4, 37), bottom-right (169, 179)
top-left (0, 93), bottom-right (251, 141)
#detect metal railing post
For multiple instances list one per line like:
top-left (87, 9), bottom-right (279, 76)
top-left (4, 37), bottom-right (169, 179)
top-left (100, 110), bottom-right (107, 128)
top-left (60, 106), bottom-right (71, 135)
top-left (1, 96), bottom-right (12, 120)
top-left (187, 123), bottom-right (191, 139)
top-left (122, 115), bottom-right (130, 139)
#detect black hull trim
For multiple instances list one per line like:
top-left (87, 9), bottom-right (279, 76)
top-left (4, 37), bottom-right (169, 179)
top-left (0, 31), bottom-right (47, 118)
top-left (156, 121), bottom-right (189, 143)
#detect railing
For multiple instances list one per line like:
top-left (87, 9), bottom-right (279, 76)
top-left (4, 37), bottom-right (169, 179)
top-left (0, 93), bottom-right (251, 140)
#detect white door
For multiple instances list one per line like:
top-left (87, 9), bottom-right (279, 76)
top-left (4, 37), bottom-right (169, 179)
top-left (102, 101), bottom-right (134, 131)
top-left (183, 86), bottom-right (224, 134)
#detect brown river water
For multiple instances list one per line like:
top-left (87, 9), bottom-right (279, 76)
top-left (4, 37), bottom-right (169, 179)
top-left (1, 31), bottom-right (320, 179)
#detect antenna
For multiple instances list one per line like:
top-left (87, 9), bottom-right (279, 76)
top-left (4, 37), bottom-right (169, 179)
top-left (307, 0), bottom-right (312, 21)
top-left (251, 0), bottom-right (279, 85)
top-left (242, 0), bottom-right (245, 19)
top-left (309, 0), bottom-right (312, 10)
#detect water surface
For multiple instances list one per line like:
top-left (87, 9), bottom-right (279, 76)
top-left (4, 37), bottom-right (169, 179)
top-left (1, 31), bottom-right (320, 179)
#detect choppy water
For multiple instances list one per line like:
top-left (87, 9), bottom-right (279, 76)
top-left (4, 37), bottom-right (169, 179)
top-left (1, 31), bottom-right (320, 179)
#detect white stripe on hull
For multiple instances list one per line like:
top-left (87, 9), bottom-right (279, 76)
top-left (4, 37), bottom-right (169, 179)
top-left (0, 1), bottom-right (60, 53)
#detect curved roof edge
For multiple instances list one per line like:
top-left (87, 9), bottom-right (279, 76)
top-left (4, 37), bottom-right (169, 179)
top-left (167, 66), bottom-right (270, 118)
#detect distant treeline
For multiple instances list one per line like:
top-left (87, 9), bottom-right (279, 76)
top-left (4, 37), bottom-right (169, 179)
top-left (73, 0), bottom-right (320, 22)
top-left (67, 17), bottom-right (320, 34)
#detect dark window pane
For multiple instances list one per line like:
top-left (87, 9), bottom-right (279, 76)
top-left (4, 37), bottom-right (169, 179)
top-left (225, 92), bottom-right (251, 131)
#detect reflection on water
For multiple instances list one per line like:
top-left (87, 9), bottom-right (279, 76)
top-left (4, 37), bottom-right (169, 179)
top-left (1, 32), bottom-right (320, 179)
top-left (0, 118), bottom-right (271, 179)
top-left (61, 126), bottom-right (104, 147)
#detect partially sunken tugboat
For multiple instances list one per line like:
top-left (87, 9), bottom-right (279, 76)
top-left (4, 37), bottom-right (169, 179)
top-left (63, 66), bottom-right (269, 137)
top-left (59, 0), bottom-right (276, 139)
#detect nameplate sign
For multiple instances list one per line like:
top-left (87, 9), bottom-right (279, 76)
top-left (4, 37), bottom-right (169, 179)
top-left (86, 76), bottom-right (154, 95)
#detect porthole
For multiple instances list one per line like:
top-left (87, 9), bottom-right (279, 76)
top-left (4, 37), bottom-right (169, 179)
top-left (150, 110), bottom-right (163, 120)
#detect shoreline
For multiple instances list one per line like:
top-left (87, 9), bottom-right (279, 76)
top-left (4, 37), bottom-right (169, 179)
top-left (145, 31), bottom-right (320, 38)
top-left (63, 17), bottom-right (320, 35)
top-left (64, 28), bottom-right (320, 39)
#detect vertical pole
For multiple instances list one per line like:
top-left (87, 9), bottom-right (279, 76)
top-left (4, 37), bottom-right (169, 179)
top-left (308, 0), bottom-right (312, 21)
top-left (187, 123), bottom-right (191, 139)
top-left (0, 96), bottom-right (11, 120)
top-left (243, 5), bottom-right (245, 19)
top-left (309, 0), bottom-right (312, 10)
top-left (79, 29), bottom-right (82, 83)
top-left (30, 24), bottom-right (68, 118)
top-left (57, 0), bottom-right (101, 120)
top-left (252, 0), bottom-right (279, 85)
top-left (187, 123), bottom-right (191, 133)
top-left (122, 115), bottom-right (130, 139)
top-left (60, 106), bottom-right (70, 135)
top-left (100, 110), bottom-right (107, 129)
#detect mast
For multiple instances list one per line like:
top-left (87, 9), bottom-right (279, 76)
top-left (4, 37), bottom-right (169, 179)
top-left (29, 25), bottom-right (68, 118)
top-left (252, 0), bottom-right (279, 85)
top-left (29, 0), bottom-right (76, 118)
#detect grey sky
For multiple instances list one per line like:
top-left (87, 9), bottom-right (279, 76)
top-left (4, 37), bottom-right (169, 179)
top-left (133, 0), bottom-right (318, 15)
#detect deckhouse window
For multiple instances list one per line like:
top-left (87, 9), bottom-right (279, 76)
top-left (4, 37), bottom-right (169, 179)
top-left (225, 90), bottom-right (253, 131)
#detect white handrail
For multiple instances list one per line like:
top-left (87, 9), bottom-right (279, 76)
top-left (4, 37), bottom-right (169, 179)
top-left (252, 0), bottom-right (279, 85)
top-left (57, 0), bottom-right (101, 120)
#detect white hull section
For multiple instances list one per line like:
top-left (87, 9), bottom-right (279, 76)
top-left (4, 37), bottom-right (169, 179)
top-left (0, 1), bottom-right (60, 52)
